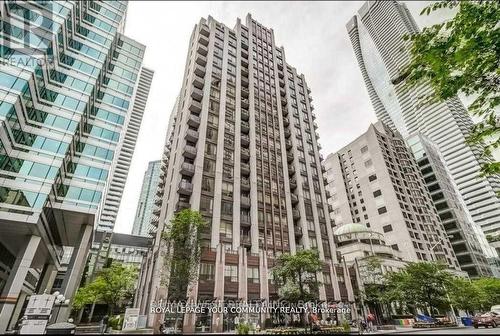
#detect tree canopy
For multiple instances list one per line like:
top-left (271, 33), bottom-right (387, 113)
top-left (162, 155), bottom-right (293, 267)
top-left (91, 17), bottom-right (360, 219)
top-left (73, 262), bottom-right (138, 314)
top-left (404, 0), bottom-right (499, 176)
top-left (272, 249), bottom-right (323, 303)
top-left (162, 209), bottom-right (207, 301)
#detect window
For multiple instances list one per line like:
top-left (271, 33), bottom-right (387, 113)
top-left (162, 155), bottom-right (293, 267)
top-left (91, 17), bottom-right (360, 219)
top-left (383, 224), bottom-right (393, 233)
top-left (360, 145), bottom-right (368, 153)
top-left (323, 272), bottom-right (332, 285)
top-left (220, 220), bottom-right (232, 238)
top-left (364, 159), bottom-right (372, 167)
top-left (378, 206), bottom-right (387, 214)
top-left (224, 265), bottom-right (238, 282)
top-left (373, 190), bottom-right (382, 197)
top-left (368, 174), bottom-right (377, 182)
top-left (248, 267), bottom-right (259, 284)
top-left (199, 263), bottom-right (215, 281)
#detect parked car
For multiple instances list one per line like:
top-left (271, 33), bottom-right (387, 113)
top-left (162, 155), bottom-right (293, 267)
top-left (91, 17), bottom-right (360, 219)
top-left (473, 312), bottom-right (500, 328)
top-left (491, 305), bottom-right (500, 314)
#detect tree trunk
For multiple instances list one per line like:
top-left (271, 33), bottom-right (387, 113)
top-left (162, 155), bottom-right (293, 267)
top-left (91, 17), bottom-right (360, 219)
top-left (88, 301), bottom-right (96, 323)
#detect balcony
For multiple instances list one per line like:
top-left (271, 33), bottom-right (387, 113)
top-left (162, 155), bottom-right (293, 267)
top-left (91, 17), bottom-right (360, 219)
top-left (241, 147), bottom-right (250, 159)
top-left (191, 87), bottom-right (203, 102)
top-left (185, 129), bottom-right (199, 142)
top-left (194, 64), bottom-right (206, 77)
top-left (178, 181), bottom-right (193, 195)
top-left (241, 120), bottom-right (250, 134)
top-left (154, 197), bottom-right (162, 207)
top-left (152, 207), bottom-right (161, 216)
top-left (188, 114), bottom-right (201, 128)
top-left (241, 67), bottom-right (249, 77)
top-left (241, 196), bottom-right (251, 208)
top-left (328, 204), bottom-right (333, 213)
top-left (277, 62), bottom-right (283, 70)
top-left (321, 165), bottom-right (326, 173)
top-left (282, 108), bottom-right (289, 116)
top-left (278, 71), bottom-right (284, 79)
top-left (310, 104), bottom-right (315, 111)
top-left (156, 188), bottom-right (164, 197)
top-left (241, 109), bottom-right (249, 121)
top-left (241, 177), bottom-right (250, 190)
top-left (294, 226), bottom-right (303, 236)
top-left (183, 145), bottom-right (197, 159)
top-left (241, 235), bottom-right (251, 245)
top-left (285, 139), bottom-right (292, 149)
top-left (198, 34), bottom-right (209, 46)
top-left (241, 57), bottom-right (249, 67)
top-left (197, 43), bottom-right (208, 56)
top-left (280, 88), bottom-right (286, 97)
top-left (279, 79), bottom-right (285, 88)
top-left (188, 99), bottom-right (202, 114)
top-left (176, 200), bottom-right (191, 211)
top-left (288, 165), bottom-right (295, 175)
top-left (287, 152), bottom-right (294, 163)
top-left (192, 74), bottom-right (204, 90)
top-left (241, 87), bottom-right (249, 98)
top-left (241, 162), bottom-right (250, 175)
top-left (283, 117), bottom-right (290, 126)
top-left (241, 48), bottom-right (248, 59)
top-left (241, 76), bottom-right (249, 87)
top-left (195, 53), bottom-right (207, 66)
top-left (292, 209), bottom-right (300, 219)
top-left (284, 128), bottom-right (291, 138)
top-left (241, 98), bottom-right (249, 109)
top-left (241, 134), bottom-right (250, 147)
top-left (180, 162), bottom-right (195, 176)
top-left (200, 24), bottom-right (210, 37)
top-left (241, 42), bottom-right (249, 50)
top-left (290, 178), bottom-right (297, 190)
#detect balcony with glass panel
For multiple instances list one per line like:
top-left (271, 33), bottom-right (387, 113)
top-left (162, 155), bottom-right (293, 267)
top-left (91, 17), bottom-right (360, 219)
top-left (185, 129), bottom-right (199, 142)
top-left (183, 145), bottom-right (197, 159)
top-left (241, 196), bottom-right (251, 208)
top-left (178, 180), bottom-right (193, 195)
top-left (241, 162), bottom-right (250, 176)
top-left (191, 87), bottom-right (203, 102)
top-left (241, 121), bottom-right (250, 134)
top-left (180, 162), bottom-right (195, 176)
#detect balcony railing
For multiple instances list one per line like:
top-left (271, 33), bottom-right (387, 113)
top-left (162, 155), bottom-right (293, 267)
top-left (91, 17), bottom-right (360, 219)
top-left (185, 129), bottom-right (199, 142)
top-left (181, 162), bottom-right (195, 176)
top-left (183, 145), bottom-right (197, 158)
top-left (178, 181), bottom-right (193, 195)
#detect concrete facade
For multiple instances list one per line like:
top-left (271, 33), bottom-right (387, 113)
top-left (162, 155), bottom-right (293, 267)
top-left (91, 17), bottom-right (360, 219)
top-left (324, 122), bottom-right (460, 269)
top-left (138, 14), bottom-right (356, 333)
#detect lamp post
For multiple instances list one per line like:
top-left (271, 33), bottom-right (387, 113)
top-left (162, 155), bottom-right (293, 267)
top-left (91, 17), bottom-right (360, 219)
top-left (52, 292), bottom-right (70, 323)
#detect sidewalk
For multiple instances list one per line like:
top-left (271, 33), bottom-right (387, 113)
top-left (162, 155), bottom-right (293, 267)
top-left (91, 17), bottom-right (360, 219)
top-left (375, 326), bottom-right (467, 334)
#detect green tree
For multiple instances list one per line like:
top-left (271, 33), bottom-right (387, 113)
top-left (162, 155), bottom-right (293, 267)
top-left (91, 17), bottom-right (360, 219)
top-left (161, 209), bottom-right (207, 301)
top-left (473, 277), bottom-right (500, 310)
top-left (448, 277), bottom-right (484, 314)
top-left (272, 249), bottom-right (323, 303)
top-left (382, 262), bottom-right (454, 316)
top-left (404, 0), bottom-right (499, 176)
top-left (73, 263), bottom-right (138, 315)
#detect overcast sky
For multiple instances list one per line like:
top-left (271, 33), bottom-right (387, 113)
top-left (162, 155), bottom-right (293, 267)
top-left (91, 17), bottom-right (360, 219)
top-left (114, 1), bottom-right (447, 234)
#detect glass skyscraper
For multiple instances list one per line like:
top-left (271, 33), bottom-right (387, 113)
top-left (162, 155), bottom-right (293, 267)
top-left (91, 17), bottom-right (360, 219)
top-left (132, 160), bottom-right (161, 237)
top-left (0, 1), bottom-right (152, 331)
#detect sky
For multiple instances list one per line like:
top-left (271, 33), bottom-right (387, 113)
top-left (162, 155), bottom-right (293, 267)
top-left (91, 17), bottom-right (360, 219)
top-left (114, 1), bottom-right (449, 234)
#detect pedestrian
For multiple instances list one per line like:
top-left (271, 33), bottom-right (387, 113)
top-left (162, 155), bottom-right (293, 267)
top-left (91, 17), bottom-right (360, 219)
top-left (101, 315), bottom-right (109, 334)
top-left (367, 312), bottom-right (375, 332)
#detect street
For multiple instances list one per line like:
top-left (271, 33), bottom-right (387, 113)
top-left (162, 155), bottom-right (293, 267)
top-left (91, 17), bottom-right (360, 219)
top-left (378, 326), bottom-right (499, 335)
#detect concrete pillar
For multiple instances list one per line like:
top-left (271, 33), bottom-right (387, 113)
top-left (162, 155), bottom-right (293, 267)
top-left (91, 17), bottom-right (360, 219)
top-left (36, 264), bottom-right (58, 294)
top-left (258, 250), bottom-right (270, 326)
top-left (341, 258), bottom-right (356, 319)
top-left (330, 262), bottom-right (341, 302)
top-left (0, 235), bottom-right (41, 333)
top-left (211, 244), bottom-right (225, 333)
top-left (238, 247), bottom-right (248, 322)
top-left (183, 263), bottom-right (200, 333)
top-left (7, 292), bottom-right (27, 331)
top-left (58, 224), bottom-right (92, 322)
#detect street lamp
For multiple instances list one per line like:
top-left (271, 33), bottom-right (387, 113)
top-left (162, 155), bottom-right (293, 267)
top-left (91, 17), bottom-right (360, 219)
top-left (52, 292), bottom-right (70, 323)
